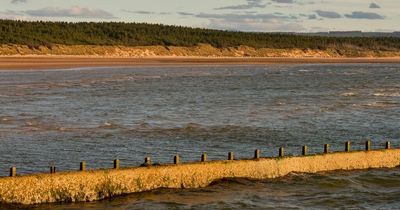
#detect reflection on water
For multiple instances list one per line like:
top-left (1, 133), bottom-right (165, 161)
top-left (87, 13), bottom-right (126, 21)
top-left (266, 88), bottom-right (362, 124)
top-left (0, 64), bottom-right (399, 208)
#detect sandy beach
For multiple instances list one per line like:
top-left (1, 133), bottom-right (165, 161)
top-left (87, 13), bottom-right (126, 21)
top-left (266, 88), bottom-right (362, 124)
top-left (1, 56), bottom-right (400, 70)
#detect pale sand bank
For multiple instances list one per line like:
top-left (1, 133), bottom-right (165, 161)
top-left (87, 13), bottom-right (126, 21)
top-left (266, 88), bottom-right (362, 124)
top-left (0, 149), bottom-right (399, 205)
top-left (1, 56), bottom-right (400, 70)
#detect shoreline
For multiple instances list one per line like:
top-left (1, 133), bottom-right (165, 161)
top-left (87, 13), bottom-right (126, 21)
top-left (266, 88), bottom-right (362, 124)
top-left (1, 56), bottom-right (400, 70)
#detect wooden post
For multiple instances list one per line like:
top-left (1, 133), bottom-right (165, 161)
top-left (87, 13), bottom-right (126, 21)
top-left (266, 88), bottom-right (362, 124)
top-left (345, 141), bottom-right (351, 152)
top-left (10, 167), bottom-right (16, 177)
top-left (302, 145), bottom-right (308, 156)
top-left (174, 155), bottom-right (180, 164)
top-left (114, 159), bottom-right (120, 169)
top-left (50, 166), bottom-right (56, 174)
top-left (201, 153), bottom-right (207, 162)
top-left (254, 149), bottom-right (261, 159)
top-left (279, 147), bottom-right (284, 157)
top-left (144, 157), bottom-right (151, 165)
top-left (324, 144), bottom-right (330, 154)
top-left (366, 140), bottom-right (371, 151)
top-left (228, 152), bottom-right (234, 160)
top-left (80, 161), bottom-right (86, 171)
top-left (386, 141), bottom-right (391, 149)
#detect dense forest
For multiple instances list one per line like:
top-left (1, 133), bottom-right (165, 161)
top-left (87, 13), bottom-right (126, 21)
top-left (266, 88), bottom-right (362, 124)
top-left (1, 19), bottom-right (400, 50)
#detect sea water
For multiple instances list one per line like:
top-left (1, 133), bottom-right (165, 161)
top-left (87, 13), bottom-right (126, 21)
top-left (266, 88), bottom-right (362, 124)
top-left (0, 64), bottom-right (399, 209)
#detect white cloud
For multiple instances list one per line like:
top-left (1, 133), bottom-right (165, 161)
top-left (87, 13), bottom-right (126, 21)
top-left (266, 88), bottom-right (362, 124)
top-left (178, 11), bottom-right (302, 32)
top-left (11, 0), bottom-right (27, 4)
top-left (25, 6), bottom-right (116, 19)
top-left (345, 11), bottom-right (384, 19)
top-left (0, 10), bottom-right (25, 19)
top-left (208, 18), bottom-right (304, 32)
top-left (369, 3), bottom-right (381, 9)
top-left (215, 0), bottom-right (268, 10)
top-left (315, 10), bottom-right (342, 19)
top-left (271, 0), bottom-right (294, 4)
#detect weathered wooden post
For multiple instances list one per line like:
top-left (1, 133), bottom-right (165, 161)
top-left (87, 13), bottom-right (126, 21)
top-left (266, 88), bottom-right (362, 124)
top-left (174, 155), bottom-right (180, 164)
top-left (114, 159), bottom-right (120, 169)
top-left (254, 149), bottom-right (261, 159)
top-left (10, 166), bottom-right (16, 177)
top-left (201, 153), bottom-right (207, 162)
top-left (324, 144), bottom-right (330, 154)
top-left (386, 141), bottom-right (391, 149)
top-left (366, 140), bottom-right (371, 151)
top-left (50, 166), bottom-right (56, 174)
top-left (302, 145), bottom-right (308, 156)
top-left (228, 152), bottom-right (234, 160)
top-left (279, 147), bottom-right (284, 157)
top-left (345, 141), bottom-right (351, 152)
top-left (144, 156), bottom-right (151, 165)
top-left (80, 161), bottom-right (86, 171)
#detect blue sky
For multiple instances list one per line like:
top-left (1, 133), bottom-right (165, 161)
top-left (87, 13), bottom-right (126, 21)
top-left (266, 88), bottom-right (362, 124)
top-left (0, 0), bottom-right (399, 32)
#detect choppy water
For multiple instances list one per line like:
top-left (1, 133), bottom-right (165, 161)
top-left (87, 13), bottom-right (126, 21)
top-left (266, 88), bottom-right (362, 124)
top-left (0, 64), bottom-right (400, 209)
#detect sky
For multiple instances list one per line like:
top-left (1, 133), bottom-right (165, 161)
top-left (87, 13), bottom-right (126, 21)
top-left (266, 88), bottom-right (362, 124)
top-left (0, 0), bottom-right (399, 32)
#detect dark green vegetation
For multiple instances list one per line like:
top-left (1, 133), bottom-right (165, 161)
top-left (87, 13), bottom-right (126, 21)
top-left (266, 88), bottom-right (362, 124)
top-left (1, 19), bottom-right (400, 50)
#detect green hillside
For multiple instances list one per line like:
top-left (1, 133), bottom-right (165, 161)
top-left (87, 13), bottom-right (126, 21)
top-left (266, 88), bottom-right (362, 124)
top-left (1, 19), bottom-right (400, 51)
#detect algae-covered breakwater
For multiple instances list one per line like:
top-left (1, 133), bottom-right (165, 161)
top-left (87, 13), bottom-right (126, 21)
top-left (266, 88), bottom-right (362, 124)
top-left (0, 143), bottom-right (399, 205)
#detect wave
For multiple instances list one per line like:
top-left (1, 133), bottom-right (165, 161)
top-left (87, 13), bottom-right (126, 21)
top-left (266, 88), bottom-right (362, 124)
top-left (98, 122), bottom-right (124, 129)
top-left (0, 116), bottom-right (14, 124)
top-left (3, 118), bottom-right (286, 138)
top-left (371, 88), bottom-right (400, 97)
top-left (340, 92), bottom-right (357, 97)
top-left (363, 101), bottom-right (400, 108)
top-left (131, 123), bottom-right (247, 134)
top-left (373, 93), bottom-right (400, 97)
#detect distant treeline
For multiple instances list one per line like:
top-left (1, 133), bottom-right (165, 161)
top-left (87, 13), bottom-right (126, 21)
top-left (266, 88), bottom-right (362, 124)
top-left (1, 19), bottom-right (400, 50)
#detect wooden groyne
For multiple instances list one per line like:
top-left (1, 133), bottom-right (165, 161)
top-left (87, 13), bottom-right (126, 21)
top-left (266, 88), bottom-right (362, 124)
top-left (0, 141), bottom-right (399, 205)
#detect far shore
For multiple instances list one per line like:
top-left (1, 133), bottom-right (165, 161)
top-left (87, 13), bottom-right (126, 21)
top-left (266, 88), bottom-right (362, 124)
top-left (1, 56), bottom-right (400, 70)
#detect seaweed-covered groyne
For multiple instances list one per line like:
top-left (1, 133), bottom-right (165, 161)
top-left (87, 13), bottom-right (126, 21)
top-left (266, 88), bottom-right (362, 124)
top-left (0, 142), bottom-right (399, 205)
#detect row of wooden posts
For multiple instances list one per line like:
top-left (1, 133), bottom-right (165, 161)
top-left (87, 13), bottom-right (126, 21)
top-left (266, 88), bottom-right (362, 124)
top-left (8, 141), bottom-right (393, 177)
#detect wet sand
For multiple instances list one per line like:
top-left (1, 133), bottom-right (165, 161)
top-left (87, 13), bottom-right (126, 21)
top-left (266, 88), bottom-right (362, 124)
top-left (1, 56), bottom-right (400, 70)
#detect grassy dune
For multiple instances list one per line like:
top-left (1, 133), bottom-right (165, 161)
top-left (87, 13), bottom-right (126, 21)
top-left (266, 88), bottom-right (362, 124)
top-left (0, 149), bottom-right (399, 205)
top-left (1, 44), bottom-right (400, 58)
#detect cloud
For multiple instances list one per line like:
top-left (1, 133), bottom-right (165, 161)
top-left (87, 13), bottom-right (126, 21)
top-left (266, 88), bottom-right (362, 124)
top-left (178, 11), bottom-right (302, 32)
top-left (369, 3), bottom-right (381, 9)
top-left (271, 0), bottom-right (294, 3)
top-left (128, 10), bottom-right (154, 15)
top-left (25, 6), bottom-right (116, 19)
top-left (0, 10), bottom-right (25, 19)
top-left (215, 0), bottom-right (268, 10)
top-left (194, 13), bottom-right (296, 21)
top-left (345, 11), bottom-right (384, 19)
top-left (178, 12), bottom-right (195, 16)
top-left (122, 10), bottom-right (170, 15)
top-left (0, 10), bottom-right (24, 16)
top-left (0, 10), bottom-right (23, 20)
top-left (207, 18), bottom-right (304, 32)
top-left (308, 14), bottom-right (317, 19)
top-left (315, 10), bottom-right (341, 18)
top-left (11, 0), bottom-right (27, 4)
